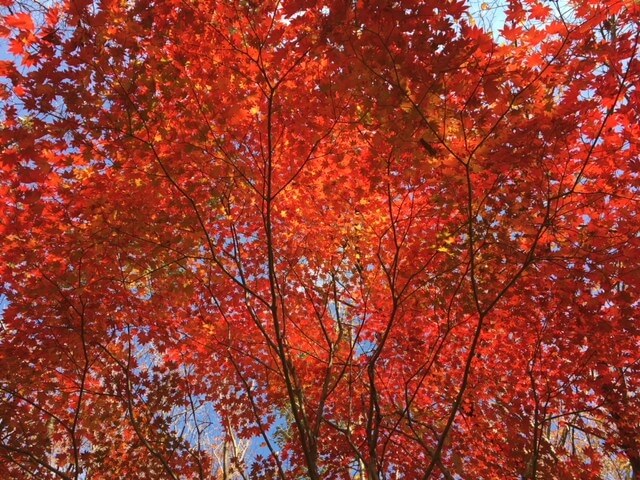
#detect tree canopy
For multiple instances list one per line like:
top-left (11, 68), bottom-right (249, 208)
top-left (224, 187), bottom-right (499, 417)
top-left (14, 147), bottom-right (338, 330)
top-left (1, 0), bottom-right (640, 478)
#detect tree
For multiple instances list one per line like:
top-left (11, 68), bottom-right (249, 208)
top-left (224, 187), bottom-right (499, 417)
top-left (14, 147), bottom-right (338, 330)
top-left (1, 0), bottom-right (639, 478)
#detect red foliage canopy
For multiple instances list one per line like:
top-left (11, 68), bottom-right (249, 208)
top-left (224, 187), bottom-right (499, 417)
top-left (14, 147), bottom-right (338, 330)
top-left (1, 1), bottom-right (639, 478)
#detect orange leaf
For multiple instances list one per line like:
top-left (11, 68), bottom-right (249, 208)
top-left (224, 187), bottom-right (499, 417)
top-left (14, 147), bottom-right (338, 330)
top-left (5, 13), bottom-right (35, 32)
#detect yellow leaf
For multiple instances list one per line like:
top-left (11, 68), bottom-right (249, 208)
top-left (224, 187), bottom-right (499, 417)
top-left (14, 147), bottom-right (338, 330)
top-left (437, 246), bottom-right (449, 253)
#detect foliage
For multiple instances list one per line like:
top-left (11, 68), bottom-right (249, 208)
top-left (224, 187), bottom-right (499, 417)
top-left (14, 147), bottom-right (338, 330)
top-left (1, 0), bottom-right (640, 478)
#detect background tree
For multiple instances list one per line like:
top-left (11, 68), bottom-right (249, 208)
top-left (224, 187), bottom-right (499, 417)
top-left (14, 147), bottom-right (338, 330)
top-left (1, 0), bottom-right (639, 478)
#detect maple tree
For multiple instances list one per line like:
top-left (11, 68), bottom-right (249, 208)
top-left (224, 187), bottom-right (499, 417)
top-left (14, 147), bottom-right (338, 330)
top-left (1, 0), bottom-right (640, 478)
